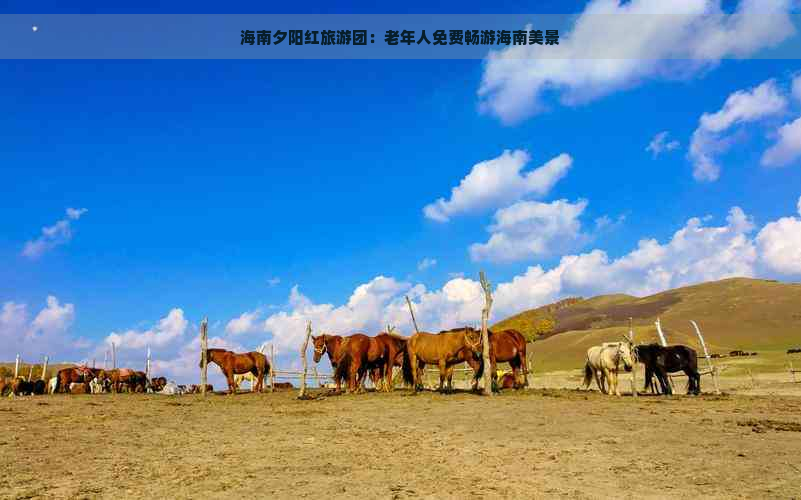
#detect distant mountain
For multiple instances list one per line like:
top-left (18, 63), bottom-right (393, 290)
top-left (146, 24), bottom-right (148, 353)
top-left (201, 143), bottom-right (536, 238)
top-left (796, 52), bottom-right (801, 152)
top-left (493, 277), bottom-right (801, 371)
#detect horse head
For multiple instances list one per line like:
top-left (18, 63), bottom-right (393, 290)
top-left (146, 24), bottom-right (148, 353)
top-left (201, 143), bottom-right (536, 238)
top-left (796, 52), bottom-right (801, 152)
top-left (463, 328), bottom-right (483, 356)
top-left (617, 339), bottom-right (634, 372)
top-left (312, 335), bottom-right (327, 363)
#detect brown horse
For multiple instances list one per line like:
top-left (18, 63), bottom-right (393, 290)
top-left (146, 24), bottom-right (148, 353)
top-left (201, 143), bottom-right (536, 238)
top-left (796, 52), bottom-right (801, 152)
top-left (202, 349), bottom-right (270, 394)
top-left (370, 332), bottom-right (409, 391)
top-left (150, 376), bottom-right (167, 392)
top-left (474, 329), bottom-right (530, 390)
top-left (332, 334), bottom-right (375, 393)
top-left (56, 366), bottom-right (98, 393)
top-left (312, 333), bottom-right (363, 393)
top-left (403, 328), bottom-right (483, 393)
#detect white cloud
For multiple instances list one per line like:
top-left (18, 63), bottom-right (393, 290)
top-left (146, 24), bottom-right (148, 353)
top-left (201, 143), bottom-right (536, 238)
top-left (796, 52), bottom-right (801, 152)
top-left (761, 116), bottom-right (801, 167)
top-left (478, 0), bottom-right (796, 124)
top-left (423, 150), bottom-right (572, 222)
top-left (30, 296), bottom-right (75, 337)
top-left (469, 199), bottom-right (589, 262)
top-left (21, 207), bottom-right (89, 259)
top-left (417, 257), bottom-right (437, 271)
top-left (106, 308), bottom-right (188, 350)
top-left (792, 74), bottom-right (801, 102)
top-left (646, 131), bottom-right (680, 158)
top-left (756, 196), bottom-right (801, 275)
top-left (225, 309), bottom-right (261, 335)
top-left (689, 79), bottom-right (788, 181)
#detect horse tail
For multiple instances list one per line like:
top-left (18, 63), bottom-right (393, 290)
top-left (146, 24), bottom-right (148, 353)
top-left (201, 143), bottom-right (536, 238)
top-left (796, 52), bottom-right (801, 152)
top-left (583, 361), bottom-right (593, 389)
top-left (401, 344), bottom-right (414, 386)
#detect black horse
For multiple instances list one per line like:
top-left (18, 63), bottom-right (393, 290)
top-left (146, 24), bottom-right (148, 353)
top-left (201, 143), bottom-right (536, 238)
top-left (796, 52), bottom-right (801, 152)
top-left (634, 344), bottom-right (701, 395)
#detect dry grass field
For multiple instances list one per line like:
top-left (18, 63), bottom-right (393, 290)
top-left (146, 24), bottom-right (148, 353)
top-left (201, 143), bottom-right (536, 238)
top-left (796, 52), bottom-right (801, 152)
top-left (3, 382), bottom-right (801, 500)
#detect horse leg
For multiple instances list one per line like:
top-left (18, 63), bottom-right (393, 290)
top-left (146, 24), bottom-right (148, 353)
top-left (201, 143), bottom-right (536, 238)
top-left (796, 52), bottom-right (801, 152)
top-left (226, 372), bottom-right (236, 395)
top-left (437, 361), bottom-right (447, 393)
top-left (600, 369), bottom-right (610, 394)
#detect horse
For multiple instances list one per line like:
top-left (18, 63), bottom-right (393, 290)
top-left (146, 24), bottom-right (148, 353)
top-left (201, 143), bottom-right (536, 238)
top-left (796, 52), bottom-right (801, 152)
top-left (312, 334), bottom-right (347, 391)
top-left (97, 368), bottom-right (138, 393)
top-left (233, 372), bottom-right (264, 392)
top-left (55, 366), bottom-right (97, 393)
top-left (202, 349), bottom-right (270, 394)
top-left (32, 379), bottom-right (46, 395)
top-left (47, 376), bottom-right (58, 394)
top-left (403, 327), bottom-right (483, 393)
top-left (363, 332), bottom-right (408, 392)
top-left (11, 378), bottom-right (34, 396)
top-left (582, 341), bottom-right (634, 396)
top-left (473, 329), bottom-right (530, 390)
top-left (332, 334), bottom-right (376, 393)
top-left (313, 333), bottom-right (376, 393)
top-left (634, 344), bottom-right (701, 396)
top-left (149, 376), bottom-right (167, 392)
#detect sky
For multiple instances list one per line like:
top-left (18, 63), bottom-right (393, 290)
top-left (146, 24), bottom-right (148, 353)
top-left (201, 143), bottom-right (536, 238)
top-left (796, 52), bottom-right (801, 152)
top-left (2, 0), bottom-right (801, 385)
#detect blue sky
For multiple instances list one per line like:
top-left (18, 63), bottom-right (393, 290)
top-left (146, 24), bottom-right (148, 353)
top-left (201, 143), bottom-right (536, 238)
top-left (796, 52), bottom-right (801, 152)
top-left (2, 0), bottom-right (801, 383)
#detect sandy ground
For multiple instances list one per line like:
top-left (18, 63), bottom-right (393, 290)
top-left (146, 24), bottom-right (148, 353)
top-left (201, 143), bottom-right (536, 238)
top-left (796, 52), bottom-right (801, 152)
top-left (2, 381), bottom-right (801, 500)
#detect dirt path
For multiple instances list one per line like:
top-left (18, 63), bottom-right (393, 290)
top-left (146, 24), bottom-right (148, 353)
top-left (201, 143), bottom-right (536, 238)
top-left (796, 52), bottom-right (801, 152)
top-left (2, 389), bottom-right (801, 499)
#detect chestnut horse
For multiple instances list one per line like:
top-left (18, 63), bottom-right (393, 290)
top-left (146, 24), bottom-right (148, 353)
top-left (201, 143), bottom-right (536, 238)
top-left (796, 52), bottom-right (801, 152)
top-left (370, 332), bottom-right (408, 391)
top-left (312, 333), bottom-right (363, 392)
top-left (56, 366), bottom-right (99, 393)
top-left (474, 329), bottom-right (530, 390)
top-left (332, 334), bottom-right (375, 393)
top-left (202, 349), bottom-right (270, 394)
top-left (403, 328), bottom-right (483, 393)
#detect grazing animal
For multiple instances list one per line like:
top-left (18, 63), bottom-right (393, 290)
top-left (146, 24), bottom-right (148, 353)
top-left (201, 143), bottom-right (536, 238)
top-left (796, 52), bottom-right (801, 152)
top-left (332, 334), bottom-right (375, 393)
top-left (233, 372), bottom-right (265, 391)
top-left (473, 329), bottom-right (530, 390)
top-left (69, 383), bottom-right (89, 394)
top-left (97, 368), bottom-right (137, 393)
top-left (48, 376), bottom-right (58, 394)
top-left (90, 377), bottom-right (104, 394)
top-left (403, 328), bottom-right (484, 393)
top-left (312, 334), bottom-right (348, 392)
top-left (0, 377), bottom-right (8, 396)
top-left (32, 379), bottom-right (46, 395)
top-left (150, 376), bottom-right (167, 392)
top-left (55, 366), bottom-right (97, 394)
top-left (583, 342), bottom-right (634, 396)
top-left (11, 378), bottom-right (35, 396)
top-left (635, 344), bottom-right (701, 396)
top-left (363, 332), bottom-right (409, 392)
top-left (202, 349), bottom-right (270, 394)
top-left (313, 333), bottom-right (380, 393)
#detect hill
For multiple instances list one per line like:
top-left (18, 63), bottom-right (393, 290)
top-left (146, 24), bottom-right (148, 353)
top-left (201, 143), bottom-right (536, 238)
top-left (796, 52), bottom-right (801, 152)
top-left (492, 277), bottom-right (801, 372)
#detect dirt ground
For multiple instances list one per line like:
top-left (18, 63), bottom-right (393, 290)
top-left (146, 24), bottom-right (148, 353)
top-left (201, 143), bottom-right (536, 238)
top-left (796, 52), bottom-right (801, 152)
top-left (3, 382), bottom-right (801, 500)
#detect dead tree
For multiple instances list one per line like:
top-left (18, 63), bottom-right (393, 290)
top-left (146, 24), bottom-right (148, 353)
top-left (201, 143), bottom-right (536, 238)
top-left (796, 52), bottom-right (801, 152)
top-left (200, 318), bottom-right (209, 396)
top-left (405, 295), bottom-right (420, 334)
top-left (298, 320), bottom-right (312, 399)
top-left (479, 271), bottom-right (493, 396)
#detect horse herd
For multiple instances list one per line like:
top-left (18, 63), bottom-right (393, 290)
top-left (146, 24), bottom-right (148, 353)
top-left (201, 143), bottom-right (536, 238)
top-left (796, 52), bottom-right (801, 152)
top-left (3, 327), bottom-right (707, 398)
top-left (582, 338), bottom-right (702, 396)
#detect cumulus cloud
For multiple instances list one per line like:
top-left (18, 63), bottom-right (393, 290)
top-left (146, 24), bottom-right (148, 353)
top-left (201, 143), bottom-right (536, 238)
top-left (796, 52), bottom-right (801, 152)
top-left (756, 196), bottom-right (801, 275)
top-left (762, 116), bottom-right (801, 167)
top-left (21, 207), bottom-right (89, 259)
top-left (30, 296), bottom-right (75, 337)
top-left (646, 131), bottom-right (680, 158)
top-left (469, 199), bottom-right (589, 262)
top-left (423, 150), bottom-right (572, 222)
top-left (417, 258), bottom-right (437, 271)
top-left (105, 308), bottom-right (188, 350)
top-left (225, 309), bottom-right (261, 335)
top-left (0, 296), bottom-right (81, 360)
top-left (689, 79), bottom-right (788, 180)
top-left (479, 0), bottom-right (796, 124)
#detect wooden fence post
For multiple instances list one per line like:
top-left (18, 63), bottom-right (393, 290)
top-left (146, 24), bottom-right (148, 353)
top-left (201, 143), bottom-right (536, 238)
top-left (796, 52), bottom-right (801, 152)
top-left (200, 317), bottom-right (208, 397)
top-left (112, 342), bottom-right (117, 369)
top-left (298, 320), bottom-right (312, 399)
top-left (479, 271), bottom-right (493, 397)
top-left (270, 344), bottom-right (276, 392)
top-left (146, 346), bottom-right (152, 382)
top-left (654, 318), bottom-right (668, 347)
top-left (27, 365), bottom-right (33, 382)
top-left (690, 320), bottom-right (720, 395)
top-left (629, 317), bottom-right (637, 398)
top-left (103, 350), bottom-right (108, 370)
top-left (41, 356), bottom-right (49, 381)
top-left (405, 295), bottom-right (420, 334)
top-left (14, 354), bottom-right (20, 379)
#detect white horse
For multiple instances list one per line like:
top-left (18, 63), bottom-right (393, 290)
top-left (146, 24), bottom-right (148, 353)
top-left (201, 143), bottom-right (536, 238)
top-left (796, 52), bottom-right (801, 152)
top-left (47, 376), bottom-right (58, 394)
top-left (233, 372), bottom-right (263, 391)
top-left (583, 341), bottom-right (634, 396)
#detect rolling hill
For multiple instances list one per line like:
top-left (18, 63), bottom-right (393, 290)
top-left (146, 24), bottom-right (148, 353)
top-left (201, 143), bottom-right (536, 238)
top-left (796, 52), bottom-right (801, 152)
top-left (492, 277), bottom-right (801, 372)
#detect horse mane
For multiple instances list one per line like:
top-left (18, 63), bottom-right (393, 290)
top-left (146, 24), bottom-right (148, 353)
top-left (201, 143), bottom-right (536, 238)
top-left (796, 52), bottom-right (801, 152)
top-left (438, 326), bottom-right (478, 334)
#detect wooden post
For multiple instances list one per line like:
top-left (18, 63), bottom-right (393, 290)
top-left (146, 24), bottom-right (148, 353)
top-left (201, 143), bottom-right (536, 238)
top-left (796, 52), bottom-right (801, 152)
top-left (270, 344), bottom-right (276, 392)
top-left (103, 350), bottom-right (108, 370)
top-left (200, 317), bottom-right (209, 396)
top-left (27, 365), bottom-right (34, 382)
top-left (41, 356), bottom-right (49, 381)
top-left (479, 271), bottom-right (493, 397)
top-left (146, 346), bottom-right (152, 382)
top-left (629, 317), bottom-right (637, 398)
top-left (405, 295), bottom-right (420, 334)
top-left (112, 342), bottom-right (117, 369)
top-left (14, 354), bottom-right (20, 379)
top-left (690, 320), bottom-right (720, 395)
top-left (298, 320), bottom-right (312, 399)
top-left (654, 318), bottom-right (668, 347)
